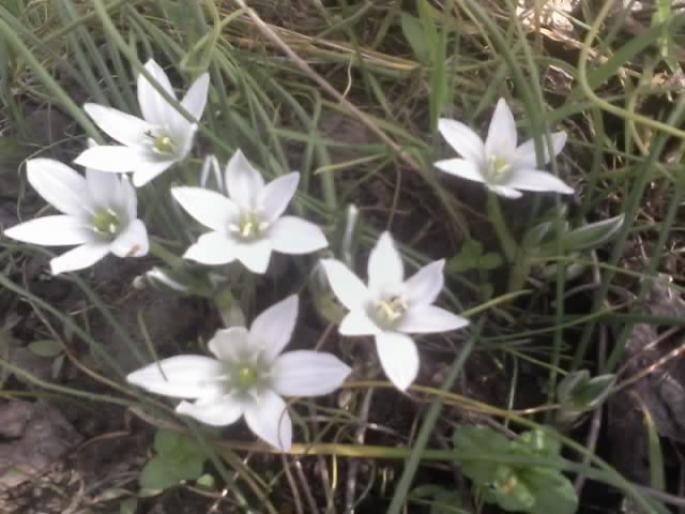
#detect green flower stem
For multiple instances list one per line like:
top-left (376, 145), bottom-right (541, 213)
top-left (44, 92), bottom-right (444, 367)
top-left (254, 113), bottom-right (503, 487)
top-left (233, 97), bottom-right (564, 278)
top-left (149, 239), bottom-right (186, 270)
top-left (386, 321), bottom-right (483, 514)
top-left (507, 251), bottom-right (532, 292)
top-left (486, 191), bottom-right (518, 262)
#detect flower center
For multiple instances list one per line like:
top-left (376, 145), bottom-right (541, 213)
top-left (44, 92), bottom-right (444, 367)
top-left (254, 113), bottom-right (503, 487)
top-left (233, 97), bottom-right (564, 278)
top-left (237, 365), bottom-right (259, 389)
top-left (223, 356), bottom-right (269, 395)
top-left (487, 155), bottom-right (512, 183)
top-left (153, 135), bottom-right (175, 155)
top-left (371, 295), bottom-right (408, 329)
top-left (91, 208), bottom-right (121, 237)
top-left (230, 211), bottom-right (269, 242)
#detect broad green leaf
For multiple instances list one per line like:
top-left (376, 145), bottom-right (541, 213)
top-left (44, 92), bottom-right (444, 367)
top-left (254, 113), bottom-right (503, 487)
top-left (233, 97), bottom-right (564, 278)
top-left (516, 429), bottom-right (561, 459)
top-left (480, 253), bottom-right (503, 271)
top-left (27, 339), bottom-right (62, 358)
top-left (557, 370), bottom-right (590, 404)
top-left (400, 13), bottom-right (429, 63)
top-left (417, 0), bottom-right (439, 51)
top-left (572, 374), bottom-right (615, 409)
top-left (453, 426), bottom-right (509, 483)
top-left (448, 239), bottom-right (482, 273)
top-left (560, 214), bottom-right (625, 252)
top-left (453, 426), bottom-right (578, 514)
top-left (196, 473), bottom-right (216, 489)
top-left (139, 430), bottom-right (206, 492)
top-left (411, 485), bottom-right (468, 513)
top-left (524, 468), bottom-right (578, 514)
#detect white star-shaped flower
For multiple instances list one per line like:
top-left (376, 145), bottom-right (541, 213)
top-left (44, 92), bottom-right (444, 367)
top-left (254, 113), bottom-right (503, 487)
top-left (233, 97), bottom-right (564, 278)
top-left (4, 158), bottom-right (149, 274)
top-left (320, 232), bottom-right (468, 391)
top-left (126, 295), bottom-right (352, 451)
top-left (435, 98), bottom-right (574, 198)
top-left (171, 149), bottom-right (328, 274)
top-left (74, 59), bottom-right (210, 187)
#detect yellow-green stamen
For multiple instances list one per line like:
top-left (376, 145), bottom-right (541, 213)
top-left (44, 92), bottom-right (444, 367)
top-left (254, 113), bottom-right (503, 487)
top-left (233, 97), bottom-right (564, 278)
top-left (373, 296), bottom-right (407, 326)
top-left (153, 135), bottom-right (175, 154)
top-left (92, 209), bottom-right (120, 236)
top-left (488, 155), bottom-right (511, 182)
top-left (237, 366), bottom-right (258, 389)
top-left (240, 218), bottom-right (258, 239)
top-left (235, 212), bottom-right (267, 241)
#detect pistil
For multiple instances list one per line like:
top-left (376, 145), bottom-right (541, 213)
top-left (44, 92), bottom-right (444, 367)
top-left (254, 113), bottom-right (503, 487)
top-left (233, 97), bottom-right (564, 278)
top-left (152, 135), bottom-right (175, 155)
top-left (92, 208), bottom-right (121, 237)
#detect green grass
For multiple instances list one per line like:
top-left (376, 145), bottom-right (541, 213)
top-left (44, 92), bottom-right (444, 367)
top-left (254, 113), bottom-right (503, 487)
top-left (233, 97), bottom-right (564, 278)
top-left (1, 0), bottom-right (685, 512)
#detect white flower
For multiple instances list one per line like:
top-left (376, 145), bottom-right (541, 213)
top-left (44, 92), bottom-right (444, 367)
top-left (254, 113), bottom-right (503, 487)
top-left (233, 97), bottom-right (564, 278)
top-left (171, 149), bottom-right (328, 274)
top-left (435, 97), bottom-right (574, 199)
top-left (320, 232), bottom-right (468, 391)
top-left (74, 59), bottom-right (210, 187)
top-left (126, 295), bottom-right (351, 451)
top-left (4, 158), bottom-right (149, 274)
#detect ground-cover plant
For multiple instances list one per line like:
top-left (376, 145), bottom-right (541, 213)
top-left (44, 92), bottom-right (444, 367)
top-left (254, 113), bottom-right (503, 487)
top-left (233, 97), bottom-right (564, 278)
top-left (1, 1), bottom-right (684, 513)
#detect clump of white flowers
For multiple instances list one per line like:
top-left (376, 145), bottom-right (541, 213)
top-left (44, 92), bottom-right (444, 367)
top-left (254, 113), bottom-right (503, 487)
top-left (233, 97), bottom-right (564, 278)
top-left (3, 58), bottom-right (576, 451)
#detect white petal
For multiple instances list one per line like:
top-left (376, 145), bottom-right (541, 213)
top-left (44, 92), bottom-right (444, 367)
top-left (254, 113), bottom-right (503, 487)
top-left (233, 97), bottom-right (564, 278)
top-left (368, 232), bottom-right (404, 296)
top-left (271, 350), bottom-right (352, 397)
top-left (505, 168), bottom-right (574, 195)
top-left (137, 59), bottom-right (177, 126)
top-left (86, 169), bottom-right (124, 211)
top-left (170, 123), bottom-right (197, 162)
top-left (339, 310), bottom-right (381, 336)
top-left (74, 145), bottom-right (153, 173)
top-left (50, 242), bottom-right (110, 274)
top-left (131, 159), bottom-right (176, 187)
top-left (110, 219), bottom-right (149, 257)
top-left (181, 72), bottom-right (210, 122)
top-left (514, 131), bottom-right (567, 168)
top-left (176, 395), bottom-right (244, 427)
top-left (404, 260), bottom-right (445, 305)
top-left (268, 216), bottom-right (328, 255)
top-left (225, 149), bottom-right (264, 210)
top-left (4, 215), bottom-right (93, 246)
top-left (397, 305), bottom-right (469, 334)
top-left (434, 158), bottom-right (485, 184)
top-left (183, 231), bottom-right (236, 265)
top-left (259, 173), bottom-right (299, 223)
top-left (244, 390), bottom-right (292, 451)
top-left (248, 295), bottom-right (298, 362)
top-left (320, 259), bottom-right (370, 311)
top-left (172, 186), bottom-right (238, 231)
top-left (488, 185), bottom-right (523, 199)
top-left (485, 98), bottom-right (518, 159)
top-left (437, 118), bottom-right (485, 164)
top-left (208, 327), bottom-right (251, 361)
top-left (126, 355), bottom-right (225, 399)
top-left (84, 103), bottom-right (155, 147)
top-left (374, 332), bottom-right (419, 391)
top-left (234, 238), bottom-right (272, 274)
top-left (26, 158), bottom-right (90, 217)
